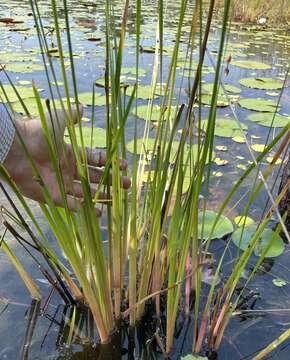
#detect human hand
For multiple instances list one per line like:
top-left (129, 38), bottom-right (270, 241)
top-left (2, 106), bottom-right (130, 215)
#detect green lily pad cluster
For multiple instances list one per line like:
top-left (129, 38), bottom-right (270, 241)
top-left (202, 82), bottom-right (241, 94)
top-left (232, 224), bottom-right (285, 257)
top-left (199, 94), bottom-right (229, 107)
top-left (198, 210), bottom-right (234, 240)
top-left (239, 77), bottom-right (283, 90)
top-left (201, 118), bottom-right (247, 138)
top-left (125, 84), bottom-right (167, 99)
top-left (77, 92), bottom-right (108, 106)
top-left (239, 98), bottom-right (280, 112)
top-left (232, 60), bottom-right (271, 70)
top-left (0, 84), bottom-right (35, 102)
top-left (247, 113), bottom-right (290, 128)
top-left (64, 126), bottom-right (107, 148)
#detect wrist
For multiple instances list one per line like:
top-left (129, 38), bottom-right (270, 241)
top-left (3, 119), bottom-right (25, 177)
top-left (0, 111), bottom-right (16, 164)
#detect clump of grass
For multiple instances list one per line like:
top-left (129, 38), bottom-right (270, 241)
top-left (218, 0), bottom-right (290, 24)
top-left (0, 0), bottom-right (289, 355)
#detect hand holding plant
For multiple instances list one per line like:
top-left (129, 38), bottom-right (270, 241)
top-left (2, 105), bottom-right (130, 214)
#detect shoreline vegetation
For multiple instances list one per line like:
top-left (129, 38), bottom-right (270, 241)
top-left (218, 0), bottom-right (290, 25)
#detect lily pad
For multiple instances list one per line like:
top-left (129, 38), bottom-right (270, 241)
top-left (232, 224), bottom-right (285, 257)
top-left (232, 60), bottom-right (271, 70)
top-left (272, 278), bottom-right (287, 287)
top-left (6, 62), bottom-right (44, 73)
top-left (78, 92), bottom-right (108, 106)
top-left (122, 67), bottom-right (147, 76)
top-left (216, 145), bottom-right (228, 151)
top-left (239, 77), bottom-right (283, 90)
top-left (133, 105), bottom-right (162, 121)
top-left (201, 118), bottom-right (247, 138)
top-left (64, 126), bottom-right (107, 148)
top-left (181, 355), bottom-right (208, 360)
top-left (232, 136), bottom-right (246, 143)
top-left (251, 144), bottom-right (265, 152)
top-left (12, 98), bottom-right (46, 116)
top-left (234, 216), bottom-right (255, 226)
top-left (198, 210), bottom-right (234, 240)
top-left (214, 157), bottom-right (228, 166)
top-left (126, 138), bottom-right (156, 154)
top-left (247, 113), bottom-right (290, 127)
top-left (199, 94), bottom-right (229, 107)
top-left (203, 83), bottom-right (241, 94)
top-left (132, 104), bottom-right (174, 122)
top-left (125, 85), bottom-right (161, 99)
top-left (0, 84), bottom-right (35, 103)
top-left (239, 98), bottom-right (280, 112)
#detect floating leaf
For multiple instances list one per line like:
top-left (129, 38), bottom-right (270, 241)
top-left (234, 216), bottom-right (255, 226)
top-left (232, 136), bottom-right (246, 143)
top-left (214, 157), bottom-right (228, 166)
top-left (17, 80), bottom-right (31, 85)
top-left (0, 84), bottom-right (36, 102)
top-left (266, 156), bottom-right (282, 165)
top-left (198, 210), bottom-right (234, 240)
top-left (239, 77), bottom-right (283, 90)
top-left (216, 145), bottom-right (228, 151)
top-left (181, 355), bottom-right (208, 360)
top-left (12, 97), bottom-right (46, 116)
top-left (272, 278), bottom-right (287, 287)
top-left (77, 92), bottom-right (108, 106)
top-left (133, 105), bottom-right (161, 121)
top-left (64, 126), bottom-right (107, 148)
top-left (266, 91), bottom-right (279, 96)
top-left (232, 225), bottom-right (285, 257)
top-left (247, 113), bottom-right (290, 127)
top-left (237, 164), bottom-right (247, 170)
top-left (126, 138), bottom-right (156, 154)
top-left (232, 60), bottom-right (271, 70)
top-left (125, 85), bottom-right (162, 99)
top-left (251, 144), bottom-right (266, 152)
top-left (202, 83), bottom-right (241, 94)
top-left (6, 62), bottom-right (44, 73)
top-left (239, 98), bottom-right (280, 112)
top-left (200, 94), bottom-right (229, 107)
top-left (122, 67), bottom-right (147, 76)
top-left (201, 118), bottom-right (247, 138)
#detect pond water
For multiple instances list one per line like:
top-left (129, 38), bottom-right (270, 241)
top-left (0, 0), bottom-right (290, 359)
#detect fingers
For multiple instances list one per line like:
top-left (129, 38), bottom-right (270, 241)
top-left (86, 149), bottom-right (131, 188)
top-left (73, 166), bottom-right (131, 189)
top-left (64, 195), bottom-right (102, 217)
top-left (85, 148), bottom-right (128, 170)
top-left (52, 189), bottom-right (102, 216)
top-left (66, 181), bottom-right (109, 202)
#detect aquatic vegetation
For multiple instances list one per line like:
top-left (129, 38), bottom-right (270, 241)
top-left (232, 225), bottom-right (285, 257)
top-left (232, 60), bottom-right (272, 70)
top-left (201, 117), bottom-right (248, 138)
top-left (247, 112), bottom-right (290, 127)
top-left (239, 98), bottom-right (280, 112)
top-left (197, 210), bottom-right (234, 240)
top-left (239, 77), bottom-right (283, 90)
top-left (0, 0), bottom-right (289, 358)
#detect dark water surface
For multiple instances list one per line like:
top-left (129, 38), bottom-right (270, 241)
top-left (0, 0), bottom-right (290, 359)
